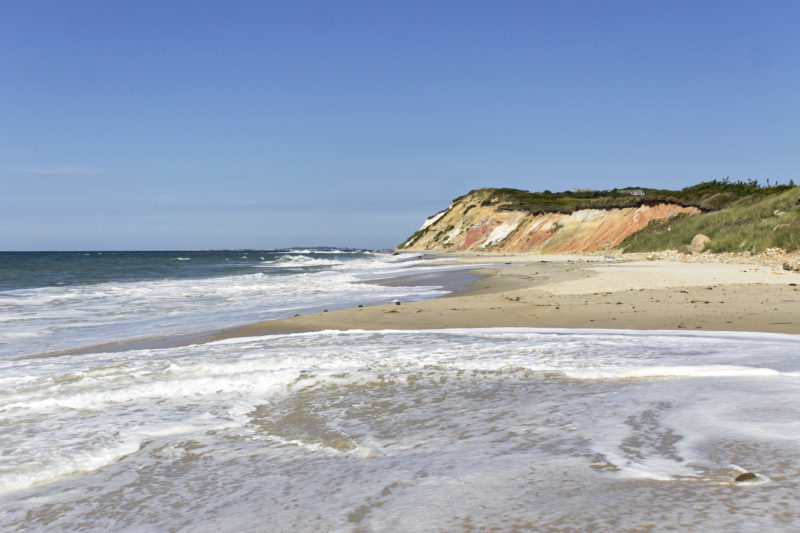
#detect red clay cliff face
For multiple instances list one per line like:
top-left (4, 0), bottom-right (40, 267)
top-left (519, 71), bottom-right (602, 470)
top-left (459, 220), bottom-right (499, 250)
top-left (399, 191), bottom-right (699, 253)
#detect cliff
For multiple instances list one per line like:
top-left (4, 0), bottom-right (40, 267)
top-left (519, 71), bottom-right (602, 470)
top-left (398, 188), bottom-right (700, 253)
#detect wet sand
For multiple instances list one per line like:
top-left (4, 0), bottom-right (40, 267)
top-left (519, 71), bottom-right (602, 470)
top-left (204, 252), bottom-right (800, 341)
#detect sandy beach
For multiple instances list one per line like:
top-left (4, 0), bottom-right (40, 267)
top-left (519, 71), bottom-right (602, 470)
top-left (206, 251), bottom-right (800, 341)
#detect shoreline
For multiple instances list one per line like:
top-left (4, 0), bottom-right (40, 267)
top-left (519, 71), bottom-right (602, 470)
top-left (25, 250), bottom-right (800, 359)
top-left (203, 251), bottom-right (800, 342)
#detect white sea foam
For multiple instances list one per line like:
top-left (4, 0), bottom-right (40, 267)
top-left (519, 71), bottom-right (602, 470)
top-left (2, 328), bottom-right (799, 499)
top-left (0, 253), bottom-right (454, 358)
top-left (3, 322), bottom-right (800, 530)
top-left (260, 255), bottom-right (345, 268)
top-left (279, 248), bottom-right (368, 254)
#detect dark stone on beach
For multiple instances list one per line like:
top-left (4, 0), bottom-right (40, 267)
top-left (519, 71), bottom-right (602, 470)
top-left (358, 304), bottom-right (364, 308)
top-left (678, 245), bottom-right (692, 255)
top-left (735, 472), bottom-right (757, 482)
top-left (324, 309), bottom-right (328, 312)
top-left (395, 301), bottom-right (401, 305)
top-left (784, 262), bottom-right (793, 271)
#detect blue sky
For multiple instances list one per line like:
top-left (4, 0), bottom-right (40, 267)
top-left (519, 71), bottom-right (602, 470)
top-left (1, 0), bottom-right (798, 250)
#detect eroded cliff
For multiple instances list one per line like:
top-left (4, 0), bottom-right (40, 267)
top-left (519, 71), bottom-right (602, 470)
top-left (398, 189), bottom-right (700, 253)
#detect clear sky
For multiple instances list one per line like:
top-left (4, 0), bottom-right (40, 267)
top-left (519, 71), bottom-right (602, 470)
top-left (1, 0), bottom-right (798, 250)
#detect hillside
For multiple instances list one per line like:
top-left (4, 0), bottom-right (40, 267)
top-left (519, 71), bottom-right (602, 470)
top-left (621, 185), bottom-right (800, 253)
top-left (398, 181), bottom-right (800, 254)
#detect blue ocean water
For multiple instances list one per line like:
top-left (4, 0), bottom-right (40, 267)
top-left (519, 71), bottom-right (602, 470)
top-left (0, 249), bottom-right (457, 358)
top-left (0, 249), bottom-right (373, 291)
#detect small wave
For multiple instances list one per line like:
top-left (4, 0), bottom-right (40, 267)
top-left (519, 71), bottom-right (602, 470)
top-left (173, 257), bottom-right (191, 261)
top-left (0, 437), bottom-right (142, 495)
top-left (281, 249), bottom-right (365, 255)
top-left (260, 255), bottom-right (344, 268)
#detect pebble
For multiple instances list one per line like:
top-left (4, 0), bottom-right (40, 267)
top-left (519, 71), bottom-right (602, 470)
top-left (621, 248), bottom-right (800, 271)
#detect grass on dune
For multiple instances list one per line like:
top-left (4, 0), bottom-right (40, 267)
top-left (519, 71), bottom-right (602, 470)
top-left (471, 179), bottom-right (795, 215)
top-left (621, 186), bottom-right (800, 253)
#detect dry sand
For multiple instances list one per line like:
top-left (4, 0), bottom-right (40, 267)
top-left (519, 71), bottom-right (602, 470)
top-left (205, 251), bottom-right (800, 341)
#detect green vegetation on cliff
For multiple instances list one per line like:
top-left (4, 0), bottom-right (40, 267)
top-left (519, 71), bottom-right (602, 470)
top-left (621, 185), bottom-right (800, 253)
top-left (473, 179), bottom-right (794, 215)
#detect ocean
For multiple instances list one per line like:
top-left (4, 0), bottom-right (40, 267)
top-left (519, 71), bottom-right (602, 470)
top-left (0, 250), bottom-right (457, 359)
top-left (1, 251), bottom-right (799, 531)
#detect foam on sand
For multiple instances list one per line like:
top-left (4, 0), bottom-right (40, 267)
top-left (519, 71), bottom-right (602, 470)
top-left (2, 328), bottom-right (800, 531)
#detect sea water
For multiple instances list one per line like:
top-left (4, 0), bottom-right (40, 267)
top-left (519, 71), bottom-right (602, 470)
top-left (0, 250), bottom-right (456, 358)
top-left (1, 253), bottom-right (800, 531)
